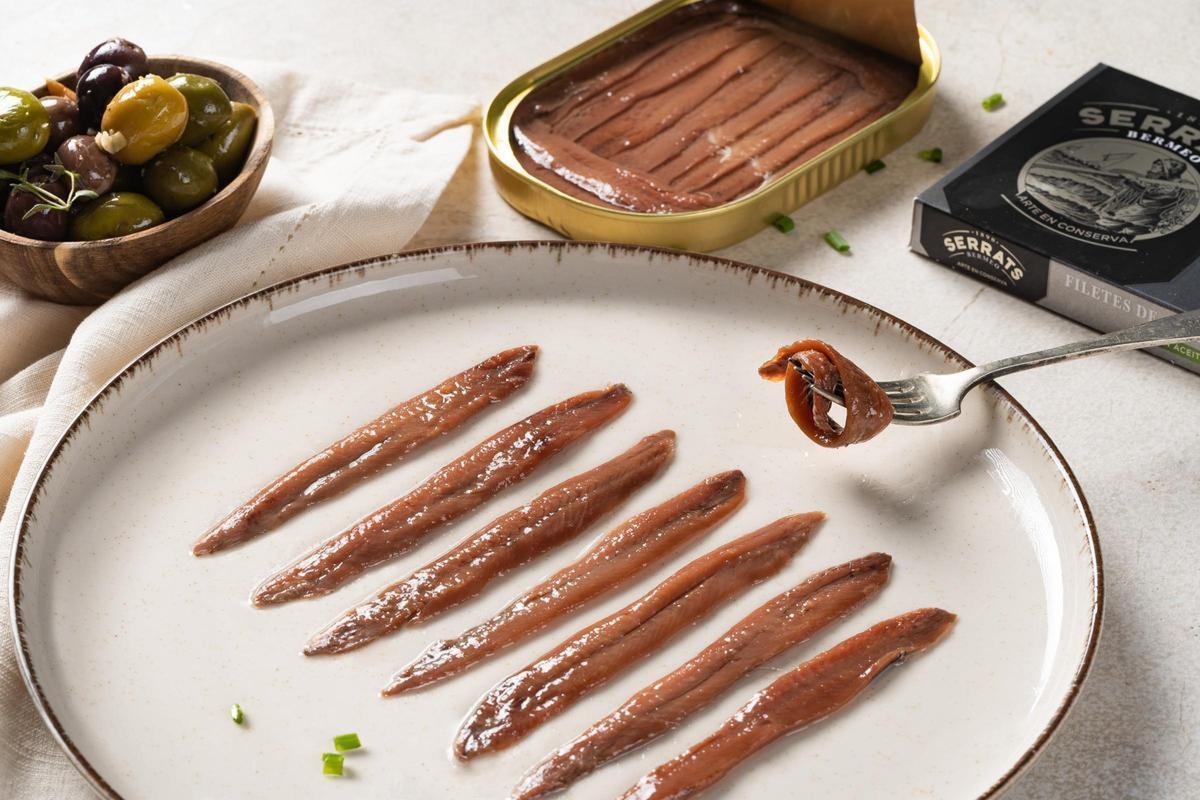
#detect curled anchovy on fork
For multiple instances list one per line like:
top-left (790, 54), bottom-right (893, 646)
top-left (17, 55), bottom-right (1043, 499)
top-left (759, 339), bottom-right (892, 447)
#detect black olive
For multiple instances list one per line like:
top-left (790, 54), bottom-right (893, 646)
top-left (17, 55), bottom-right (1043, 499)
top-left (3, 178), bottom-right (69, 241)
top-left (78, 38), bottom-right (149, 82)
top-left (57, 135), bottom-right (117, 194)
top-left (76, 64), bottom-right (133, 129)
top-left (40, 95), bottom-right (81, 150)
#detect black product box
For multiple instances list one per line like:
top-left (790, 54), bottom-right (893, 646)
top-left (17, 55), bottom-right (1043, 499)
top-left (910, 65), bottom-right (1200, 373)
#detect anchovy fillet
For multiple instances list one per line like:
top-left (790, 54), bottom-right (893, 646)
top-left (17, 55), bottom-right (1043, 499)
top-left (619, 608), bottom-right (956, 800)
top-left (513, 552), bottom-right (890, 799)
top-left (193, 345), bottom-right (538, 555)
top-left (304, 431), bottom-right (676, 655)
top-left (383, 470), bottom-right (747, 695)
top-left (456, 513), bottom-right (823, 759)
top-left (252, 385), bottom-right (632, 605)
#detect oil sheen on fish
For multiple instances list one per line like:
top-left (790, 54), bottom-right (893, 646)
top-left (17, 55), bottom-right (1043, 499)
top-left (513, 552), bottom-right (890, 799)
top-left (304, 431), bottom-right (676, 655)
top-left (251, 385), bottom-right (632, 606)
top-left (619, 608), bottom-right (957, 800)
top-left (455, 513), bottom-right (823, 759)
top-left (193, 346), bottom-right (539, 555)
top-left (512, 0), bottom-right (915, 212)
top-left (383, 470), bottom-right (747, 695)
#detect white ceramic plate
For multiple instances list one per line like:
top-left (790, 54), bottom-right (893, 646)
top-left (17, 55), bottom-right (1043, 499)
top-left (11, 243), bottom-right (1100, 800)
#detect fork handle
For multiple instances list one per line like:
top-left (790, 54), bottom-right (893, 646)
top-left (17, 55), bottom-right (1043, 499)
top-left (964, 308), bottom-right (1200, 386)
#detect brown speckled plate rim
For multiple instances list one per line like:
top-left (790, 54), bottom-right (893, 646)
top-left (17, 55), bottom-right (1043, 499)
top-left (9, 241), bottom-right (1102, 800)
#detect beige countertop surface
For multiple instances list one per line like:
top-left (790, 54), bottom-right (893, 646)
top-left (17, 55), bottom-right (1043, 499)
top-left (5, 1), bottom-right (1199, 797)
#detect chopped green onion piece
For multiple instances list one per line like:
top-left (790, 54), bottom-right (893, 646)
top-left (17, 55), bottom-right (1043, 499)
top-left (917, 147), bottom-right (943, 163)
top-left (824, 230), bottom-right (850, 253)
top-left (333, 733), bottom-right (362, 752)
top-left (322, 753), bottom-right (345, 776)
top-left (981, 92), bottom-right (1005, 111)
top-left (863, 159), bottom-right (886, 174)
top-left (769, 214), bottom-right (794, 233)
top-left (230, 703), bottom-right (244, 725)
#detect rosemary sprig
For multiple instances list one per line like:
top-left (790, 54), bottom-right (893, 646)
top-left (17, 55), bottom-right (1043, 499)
top-left (0, 160), bottom-right (98, 220)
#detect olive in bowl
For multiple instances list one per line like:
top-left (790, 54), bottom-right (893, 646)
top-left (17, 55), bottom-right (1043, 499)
top-left (40, 96), bottom-right (80, 150)
top-left (76, 63), bottom-right (135, 129)
top-left (168, 73), bottom-right (233, 147)
top-left (0, 47), bottom-right (273, 304)
top-left (143, 146), bottom-right (218, 214)
top-left (3, 175), bottom-right (70, 241)
top-left (78, 38), bottom-right (149, 82)
top-left (57, 135), bottom-right (117, 194)
top-left (70, 192), bottom-right (164, 241)
top-left (0, 88), bottom-right (50, 164)
top-left (200, 102), bottom-right (259, 182)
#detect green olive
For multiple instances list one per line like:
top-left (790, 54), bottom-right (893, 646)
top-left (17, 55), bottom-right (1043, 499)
top-left (98, 76), bottom-right (188, 165)
top-left (198, 101), bottom-right (257, 183)
top-left (142, 145), bottom-right (218, 213)
top-left (69, 192), bottom-right (164, 240)
top-left (167, 73), bottom-right (233, 147)
top-left (0, 87), bottom-right (51, 165)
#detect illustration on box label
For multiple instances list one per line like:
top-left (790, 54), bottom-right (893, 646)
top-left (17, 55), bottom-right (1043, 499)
top-left (1009, 137), bottom-right (1200, 248)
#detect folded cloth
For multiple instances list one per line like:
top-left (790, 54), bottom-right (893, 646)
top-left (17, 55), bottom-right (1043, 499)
top-left (0, 61), bottom-right (477, 798)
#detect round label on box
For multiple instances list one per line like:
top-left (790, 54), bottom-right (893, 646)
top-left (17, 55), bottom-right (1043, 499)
top-left (1014, 137), bottom-right (1200, 246)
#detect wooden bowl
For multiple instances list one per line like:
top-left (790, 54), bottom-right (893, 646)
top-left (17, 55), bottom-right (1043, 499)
top-left (0, 56), bottom-right (274, 304)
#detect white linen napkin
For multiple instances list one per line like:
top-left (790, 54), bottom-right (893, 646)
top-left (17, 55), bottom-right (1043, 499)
top-left (0, 60), bottom-right (477, 798)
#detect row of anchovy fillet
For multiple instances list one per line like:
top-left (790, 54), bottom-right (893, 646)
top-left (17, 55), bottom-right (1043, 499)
top-left (195, 345), bottom-right (953, 798)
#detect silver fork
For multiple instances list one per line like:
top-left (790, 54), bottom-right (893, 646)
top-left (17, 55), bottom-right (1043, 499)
top-left (800, 308), bottom-right (1200, 425)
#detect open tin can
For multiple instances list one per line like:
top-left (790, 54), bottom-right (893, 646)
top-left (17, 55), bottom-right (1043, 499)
top-left (485, 0), bottom-right (940, 251)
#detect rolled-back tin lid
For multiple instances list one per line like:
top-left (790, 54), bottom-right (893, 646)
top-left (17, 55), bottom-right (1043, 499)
top-left (761, 0), bottom-right (921, 64)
